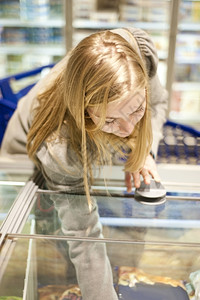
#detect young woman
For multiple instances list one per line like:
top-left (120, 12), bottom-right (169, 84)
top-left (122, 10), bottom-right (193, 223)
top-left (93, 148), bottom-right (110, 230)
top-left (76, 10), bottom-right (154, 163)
top-left (1, 27), bottom-right (168, 299)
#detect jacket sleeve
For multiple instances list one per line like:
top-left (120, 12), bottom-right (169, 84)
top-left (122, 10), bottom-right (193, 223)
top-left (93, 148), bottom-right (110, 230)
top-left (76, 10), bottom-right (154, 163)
top-left (127, 27), bottom-right (169, 156)
top-left (149, 74), bottom-right (168, 156)
top-left (0, 89), bottom-right (36, 157)
top-left (0, 56), bottom-right (68, 157)
top-left (51, 193), bottom-right (118, 300)
top-left (36, 141), bottom-right (118, 300)
top-left (1, 57), bottom-right (118, 299)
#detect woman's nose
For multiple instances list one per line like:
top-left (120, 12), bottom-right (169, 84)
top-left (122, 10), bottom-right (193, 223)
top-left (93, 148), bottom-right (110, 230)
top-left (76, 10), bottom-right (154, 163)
top-left (119, 118), bottom-right (135, 133)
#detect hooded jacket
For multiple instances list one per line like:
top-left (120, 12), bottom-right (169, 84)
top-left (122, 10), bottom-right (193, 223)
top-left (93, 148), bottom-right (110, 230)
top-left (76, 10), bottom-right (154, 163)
top-left (1, 27), bottom-right (168, 191)
top-left (0, 27), bottom-right (168, 300)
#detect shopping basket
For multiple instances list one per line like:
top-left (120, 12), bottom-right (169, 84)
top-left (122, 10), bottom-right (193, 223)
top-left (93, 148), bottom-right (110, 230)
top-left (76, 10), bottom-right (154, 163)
top-left (0, 64), bottom-right (54, 145)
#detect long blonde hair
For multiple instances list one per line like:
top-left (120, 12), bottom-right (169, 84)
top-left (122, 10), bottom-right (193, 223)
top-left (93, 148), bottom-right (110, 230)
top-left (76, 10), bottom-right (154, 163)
top-left (27, 30), bottom-right (152, 206)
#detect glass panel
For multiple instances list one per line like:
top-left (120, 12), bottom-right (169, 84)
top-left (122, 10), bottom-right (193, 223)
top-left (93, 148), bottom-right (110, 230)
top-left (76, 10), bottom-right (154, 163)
top-left (0, 236), bottom-right (200, 299)
top-left (21, 189), bottom-right (200, 245)
top-left (0, 183), bottom-right (23, 228)
top-left (0, 169), bottom-right (31, 183)
top-left (0, 169), bottom-right (32, 228)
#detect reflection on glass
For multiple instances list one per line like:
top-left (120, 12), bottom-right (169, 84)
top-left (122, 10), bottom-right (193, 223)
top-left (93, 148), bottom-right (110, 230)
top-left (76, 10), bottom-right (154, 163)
top-left (0, 185), bottom-right (22, 227)
top-left (22, 191), bottom-right (200, 244)
top-left (0, 169), bottom-right (32, 230)
top-left (1, 237), bottom-right (200, 299)
top-left (0, 170), bottom-right (31, 183)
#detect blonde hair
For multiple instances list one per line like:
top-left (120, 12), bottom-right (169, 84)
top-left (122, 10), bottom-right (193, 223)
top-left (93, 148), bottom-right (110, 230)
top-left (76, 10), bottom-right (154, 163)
top-left (27, 30), bottom-right (152, 207)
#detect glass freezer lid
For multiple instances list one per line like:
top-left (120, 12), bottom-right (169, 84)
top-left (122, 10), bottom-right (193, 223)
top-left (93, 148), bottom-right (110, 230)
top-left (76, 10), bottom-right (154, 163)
top-left (0, 169), bottom-right (32, 184)
top-left (1, 235), bottom-right (200, 300)
top-left (20, 188), bottom-right (200, 244)
top-left (0, 183), bottom-right (23, 228)
top-left (0, 167), bottom-right (34, 232)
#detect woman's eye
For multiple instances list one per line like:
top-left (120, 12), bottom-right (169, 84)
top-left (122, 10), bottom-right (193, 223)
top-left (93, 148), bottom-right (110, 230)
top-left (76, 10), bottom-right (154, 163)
top-left (137, 105), bottom-right (145, 112)
top-left (105, 119), bottom-right (115, 124)
top-left (130, 106), bottom-right (144, 115)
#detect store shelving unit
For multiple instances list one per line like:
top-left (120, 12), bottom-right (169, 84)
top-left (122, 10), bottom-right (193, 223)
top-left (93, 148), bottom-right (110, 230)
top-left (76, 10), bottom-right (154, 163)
top-left (71, 0), bottom-right (200, 128)
top-left (0, 0), bottom-right (199, 128)
top-left (0, 0), bottom-right (66, 77)
top-left (72, 0), bottom-right (171, 87)
top-left (170, 0), bottom-right (200, 126)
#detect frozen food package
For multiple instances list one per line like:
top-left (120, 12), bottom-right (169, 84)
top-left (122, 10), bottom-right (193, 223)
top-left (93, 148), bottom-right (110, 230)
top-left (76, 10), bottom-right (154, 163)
top-left (117, 266), bottom-right (190, 300)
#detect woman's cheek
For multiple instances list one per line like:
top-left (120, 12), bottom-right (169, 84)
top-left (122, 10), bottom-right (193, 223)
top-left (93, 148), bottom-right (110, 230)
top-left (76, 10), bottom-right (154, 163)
top-left (101, 122), bottom-right (119, 133)
top-left (90, 114), bottom-right (99, 125)
top-left (131, 112), bottom-right (144, 126)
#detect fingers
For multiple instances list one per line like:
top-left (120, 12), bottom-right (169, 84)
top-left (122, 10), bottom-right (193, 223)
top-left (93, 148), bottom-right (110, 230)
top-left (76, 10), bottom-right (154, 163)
top-left (127, 169), bottom-right (153, 191)
top-left (140, 168), bottom-right (151, 185)
top-left (132, 171), bottom-right (141, 189)
top-left (125, 155), bottom-right (161, 192)
top-left (132, 168), bottom-right (159, 189)
top-left (125, 172), bottom-right (132, 193)
top-left (148, 168), bottom-right (161, 182)
top-left (144, 155), bottom-right (161, 182)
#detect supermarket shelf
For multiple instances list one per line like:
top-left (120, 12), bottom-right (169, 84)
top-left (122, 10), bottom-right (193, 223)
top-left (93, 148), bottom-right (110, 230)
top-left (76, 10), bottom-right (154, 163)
top-left (0, 0), bottom-right (199, 129)
top-left (179, 23), bottom-right (200, 32)
top-left (173, 82), bottom-right (200, 91)
top-left (169, 112), bottom-right (200, 125)
top-left (0, 45), bottom-right (66, 56)
top-left (175, 57), bottom-right (200, 64)
top-left (73, 19), bottom-right (170, 31)
top-left (0, 18), bottom-right (65, 28)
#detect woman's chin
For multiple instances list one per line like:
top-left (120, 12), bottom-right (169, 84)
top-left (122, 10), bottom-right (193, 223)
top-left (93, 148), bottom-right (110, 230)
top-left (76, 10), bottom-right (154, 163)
top-left (113, 132), bottom-right (130, 138)
top-left (102, 129), bottom-right (133, 138)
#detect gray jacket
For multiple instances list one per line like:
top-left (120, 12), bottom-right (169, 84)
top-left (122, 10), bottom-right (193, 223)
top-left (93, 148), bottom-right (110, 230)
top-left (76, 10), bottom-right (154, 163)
top-left (1, 27), bottom-right (168, 172)
top-left (1, 28), bottom-right (168, 300)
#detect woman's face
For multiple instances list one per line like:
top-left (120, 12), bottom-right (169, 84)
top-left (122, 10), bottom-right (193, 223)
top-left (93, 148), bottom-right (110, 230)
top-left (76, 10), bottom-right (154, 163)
top-left (87, 89), bottom-right (146, 137)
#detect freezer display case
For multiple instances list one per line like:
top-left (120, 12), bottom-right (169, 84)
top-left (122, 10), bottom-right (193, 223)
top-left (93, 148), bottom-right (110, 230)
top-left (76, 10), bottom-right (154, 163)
top-left (0, 182), bottom-right (22, 229)
top-left (1, 236), bottom-right (200, 299)
top-left (0, 163), bottom-right (200, 299)
top-left (0, 164), bottom-right (32, 229)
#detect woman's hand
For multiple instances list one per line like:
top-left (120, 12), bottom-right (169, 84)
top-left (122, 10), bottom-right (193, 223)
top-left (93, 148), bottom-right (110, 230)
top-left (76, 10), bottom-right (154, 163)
top-left (125, 154), bottom-right (161, 192)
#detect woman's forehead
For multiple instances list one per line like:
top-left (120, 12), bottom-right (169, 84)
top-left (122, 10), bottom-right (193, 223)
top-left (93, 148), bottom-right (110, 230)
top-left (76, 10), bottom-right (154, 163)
top-left (109, 89), bottom-right (145, 106)
top-left (106, 89), bottom-right (145, 113)
top-left (88, 89), bottom-right (145, 117)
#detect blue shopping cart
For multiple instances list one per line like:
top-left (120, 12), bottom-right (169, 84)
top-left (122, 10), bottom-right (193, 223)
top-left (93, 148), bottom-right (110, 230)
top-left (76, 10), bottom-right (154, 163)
top-left (0, 64), bottom-right (54, 145)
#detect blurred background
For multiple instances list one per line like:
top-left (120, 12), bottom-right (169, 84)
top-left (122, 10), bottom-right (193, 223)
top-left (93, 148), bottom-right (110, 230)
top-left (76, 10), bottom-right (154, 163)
top-left (0, 0), bottom-right (199, 129)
